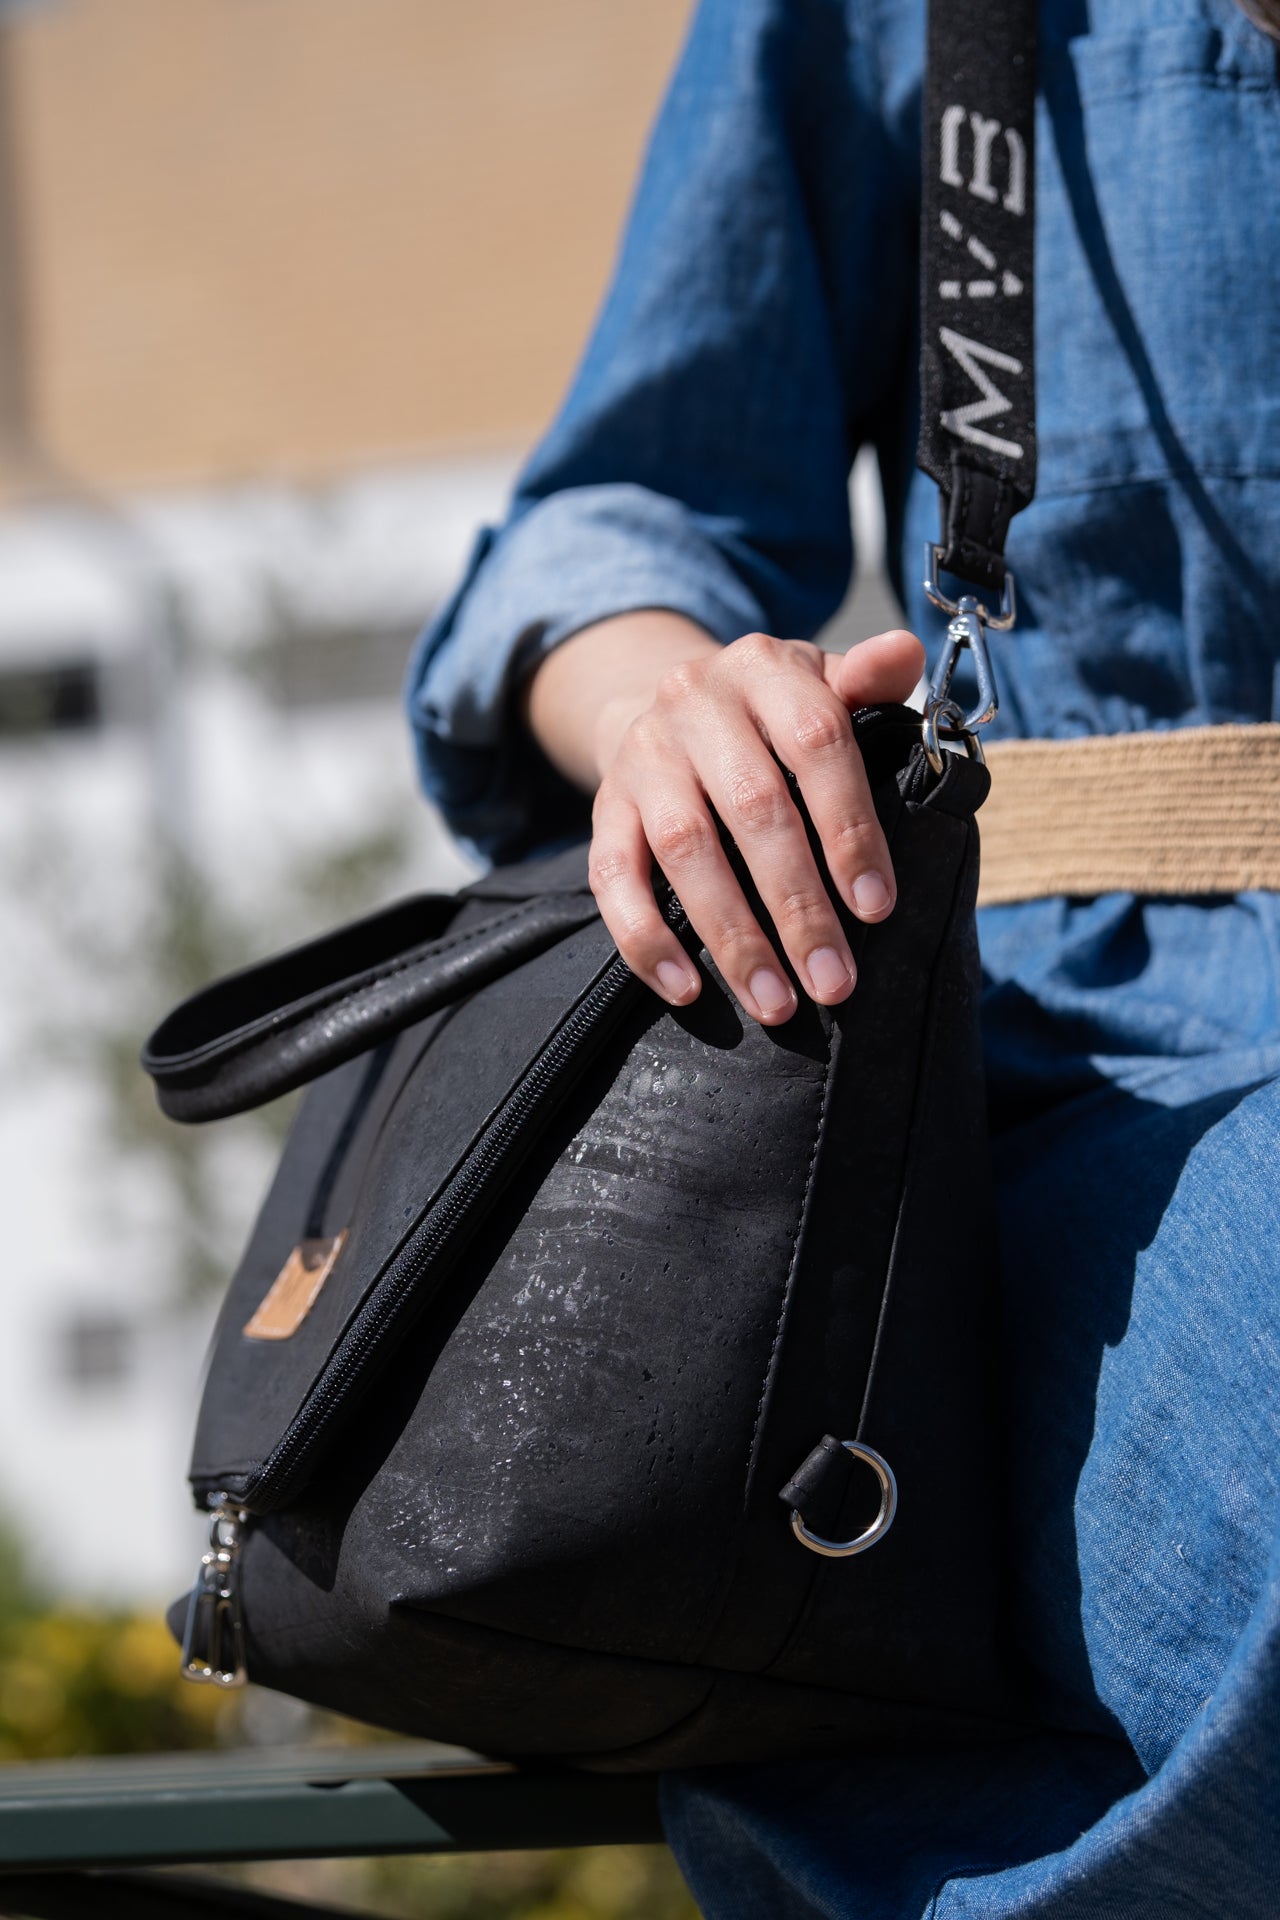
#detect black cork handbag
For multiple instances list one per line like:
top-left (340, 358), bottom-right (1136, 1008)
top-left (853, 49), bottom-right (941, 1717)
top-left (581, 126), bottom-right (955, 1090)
top-left (143, 0), bottom-right (1038, 1771)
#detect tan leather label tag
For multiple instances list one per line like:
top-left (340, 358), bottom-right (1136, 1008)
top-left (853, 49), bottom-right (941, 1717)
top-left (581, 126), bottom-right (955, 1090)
top-left (243, 1232), bottom-right (347, 1340)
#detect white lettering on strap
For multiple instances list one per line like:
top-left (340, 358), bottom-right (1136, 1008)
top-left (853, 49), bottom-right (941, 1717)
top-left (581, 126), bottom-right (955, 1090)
top-left (1003, 129), bottom-right (1027, 216)
top-left (938, 327), bottom-right (1025, 459)
top-left (938, 212), bottom-right (1024, 302)
top-left (940, 105), bottom-right (966, 188)
top-left (939, 108), bottom-right (1028, 215)
top-left (967, 113), bottom-right (1002, 203)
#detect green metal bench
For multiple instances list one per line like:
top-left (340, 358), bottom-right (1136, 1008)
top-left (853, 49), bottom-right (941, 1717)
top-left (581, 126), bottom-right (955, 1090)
top-left (0, 1744), bottom-right (663, 1919)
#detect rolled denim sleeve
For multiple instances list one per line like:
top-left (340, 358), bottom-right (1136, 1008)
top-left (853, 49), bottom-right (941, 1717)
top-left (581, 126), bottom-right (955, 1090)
top-left (406, 0), bottom-right (915, 864)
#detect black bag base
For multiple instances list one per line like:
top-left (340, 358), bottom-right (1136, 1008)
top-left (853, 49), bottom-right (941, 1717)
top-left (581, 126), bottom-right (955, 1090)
top-left (165, 1576), bottom-right (1022, 1774)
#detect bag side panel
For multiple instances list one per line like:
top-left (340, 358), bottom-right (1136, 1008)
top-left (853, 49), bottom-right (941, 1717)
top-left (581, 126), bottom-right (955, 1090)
top-left (690, 787), bottom-right (977, 1677)
top-left (769, 790), bottom-right (1016, 1719)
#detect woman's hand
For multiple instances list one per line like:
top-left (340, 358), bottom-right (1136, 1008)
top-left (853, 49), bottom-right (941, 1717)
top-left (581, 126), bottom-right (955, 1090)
top-left (524, 612), bottom-right (925, 1025)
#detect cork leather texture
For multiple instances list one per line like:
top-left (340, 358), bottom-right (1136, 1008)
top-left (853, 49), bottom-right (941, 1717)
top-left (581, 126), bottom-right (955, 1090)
top-left (155, 709), bottom-right (1020, 1768)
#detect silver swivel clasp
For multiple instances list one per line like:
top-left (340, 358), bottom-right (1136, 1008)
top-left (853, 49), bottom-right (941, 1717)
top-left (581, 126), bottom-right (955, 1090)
top-left (920, 541), bottom-right (1016, 774)
top-left (180, 1494), bottom-right (249, 1687)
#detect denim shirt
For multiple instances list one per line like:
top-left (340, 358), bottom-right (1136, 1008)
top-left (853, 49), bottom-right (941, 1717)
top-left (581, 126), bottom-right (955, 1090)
top-left (406, 0), bottom-right (1279, 869)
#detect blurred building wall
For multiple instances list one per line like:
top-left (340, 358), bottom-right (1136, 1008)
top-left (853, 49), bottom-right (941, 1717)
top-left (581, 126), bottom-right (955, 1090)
top-left (0, 0), bottom-right (690, 497)
top-left (0, 0), bottom-right (694, 1604)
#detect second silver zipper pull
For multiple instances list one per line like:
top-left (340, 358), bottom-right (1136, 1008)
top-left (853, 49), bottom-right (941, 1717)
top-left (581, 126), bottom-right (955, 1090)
top-left (180, 1496), bottom-right (249, 1687)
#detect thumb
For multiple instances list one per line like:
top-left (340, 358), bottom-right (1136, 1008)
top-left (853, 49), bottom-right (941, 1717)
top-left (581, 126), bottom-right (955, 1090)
top-left (822, 628), bottom-right (926, 712)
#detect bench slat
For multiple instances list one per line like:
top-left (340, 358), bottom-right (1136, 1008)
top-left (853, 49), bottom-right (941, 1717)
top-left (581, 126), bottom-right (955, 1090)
top-left (0, 1746), bottom-right (662, 1871)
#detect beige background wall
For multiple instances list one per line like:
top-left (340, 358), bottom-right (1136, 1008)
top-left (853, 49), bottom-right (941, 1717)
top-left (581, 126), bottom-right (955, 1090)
top-left (2, 0), bottom-right (690, 495)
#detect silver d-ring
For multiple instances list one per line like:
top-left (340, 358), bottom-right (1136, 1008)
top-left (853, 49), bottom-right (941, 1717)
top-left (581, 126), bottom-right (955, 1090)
top-left (921, 696), bottom-right (974, 775)
top-left (789, 1442), bottom-right (899, 1558)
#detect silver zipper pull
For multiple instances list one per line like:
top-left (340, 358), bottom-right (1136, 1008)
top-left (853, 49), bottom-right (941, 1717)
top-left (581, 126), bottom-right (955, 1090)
top-left (180, 1495), bottom-right (249, 1687)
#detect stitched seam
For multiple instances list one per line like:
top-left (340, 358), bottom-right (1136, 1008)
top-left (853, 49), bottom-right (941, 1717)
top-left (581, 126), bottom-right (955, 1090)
top-left (381, 1589), bottom-right (1020, 1736)
top-left (855, 820), bottom-right (973, 1438)
top-left (165, 899), bottom-right (571, 1072)
top-left (1070, 70), bottom-right (1274, 102)
top-left (665, 1011), bottom-right (839, 1671)
top-left (951, 469), bottom-right (1011, 570)
top-left (740, 1021), bottom-right (837, 1507)
top-left (760, 805), bottom-right (977, 1683)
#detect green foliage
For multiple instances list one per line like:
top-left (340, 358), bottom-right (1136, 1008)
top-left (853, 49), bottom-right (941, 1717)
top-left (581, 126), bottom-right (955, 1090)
top-left (0, 1515), bottom-right (42, 1627)
top-left (0, 1606), bottom-right (236, 1762)
top-left (0, 1531), bottom-right (695, 1917)
top-left (0, 1516), bottom-right (238, 1761)
top-left (0, 1599), bottom-right (698, 1917)
top-left (14, 681), bottom-right (417, 1298)
top-left (239, 1844), bottom-right (699, 1920)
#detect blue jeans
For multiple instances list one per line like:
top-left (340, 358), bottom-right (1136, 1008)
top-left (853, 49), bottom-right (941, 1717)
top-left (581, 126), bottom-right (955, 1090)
top-left (663, 891), bottom-right (1280, 1918)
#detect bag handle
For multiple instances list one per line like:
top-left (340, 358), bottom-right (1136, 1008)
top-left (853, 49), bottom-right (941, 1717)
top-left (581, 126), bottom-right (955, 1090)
top-left (144, 708), bottom-right (927, 1127)
top-left (915, 0), bottom-right (1038, 769)
top-left (142, 889), bottom-right (601, 1123)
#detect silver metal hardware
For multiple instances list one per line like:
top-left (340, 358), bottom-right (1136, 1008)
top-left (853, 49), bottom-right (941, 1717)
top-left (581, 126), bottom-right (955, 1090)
top-left (789, 1441), bottom-right (899, 1558)
top-left (180, 1495), bottom-right (249, 1687)
top-left (922, 695), bottom-right (986, 773)
top-left (921, 541), bottom-right (1015, 773)
top-left (923, 542), bottom-right (1018, 630)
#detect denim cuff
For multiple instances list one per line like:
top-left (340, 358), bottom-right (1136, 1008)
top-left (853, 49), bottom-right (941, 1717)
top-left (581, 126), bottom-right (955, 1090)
top-left (405, 483), bottom-right (768, 866)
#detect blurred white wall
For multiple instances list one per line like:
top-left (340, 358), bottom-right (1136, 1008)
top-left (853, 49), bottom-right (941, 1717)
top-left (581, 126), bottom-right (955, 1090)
top-left (0, 451), bottom-right (501, 1602)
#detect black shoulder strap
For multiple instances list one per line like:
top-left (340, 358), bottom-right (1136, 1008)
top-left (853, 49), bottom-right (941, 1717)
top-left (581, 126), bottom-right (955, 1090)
top-left (918, 0), bottom-right (1038, 595)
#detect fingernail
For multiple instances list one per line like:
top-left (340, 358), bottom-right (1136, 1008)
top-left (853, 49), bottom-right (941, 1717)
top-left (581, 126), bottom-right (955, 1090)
top-left (748, 967), bottom-right (796, 1018)
top-left (852, 871), bottom-right (892, 918)
top-left (806, 946), bottom-right (854, 998)
top-left (656, 959), bottom-right (697, 1002)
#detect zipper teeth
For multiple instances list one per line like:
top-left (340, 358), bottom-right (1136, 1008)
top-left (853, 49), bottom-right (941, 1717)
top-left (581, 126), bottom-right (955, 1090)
top-left (241, 952), bottom-right (643, 1510)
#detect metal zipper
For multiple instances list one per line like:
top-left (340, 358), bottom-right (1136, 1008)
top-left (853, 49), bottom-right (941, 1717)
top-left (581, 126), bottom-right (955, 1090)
top-left (180, 1494), bottom-right (249, 1687)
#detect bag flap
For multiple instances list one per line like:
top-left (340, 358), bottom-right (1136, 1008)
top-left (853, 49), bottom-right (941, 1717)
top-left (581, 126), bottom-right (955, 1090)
top-left (187, 911), bottom-right (646, 1509)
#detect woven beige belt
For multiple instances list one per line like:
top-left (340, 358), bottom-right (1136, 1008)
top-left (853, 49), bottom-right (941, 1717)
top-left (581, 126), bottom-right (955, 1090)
top-left (977, 723), bottom-right (1280, 907)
